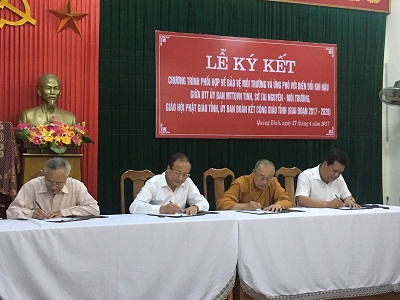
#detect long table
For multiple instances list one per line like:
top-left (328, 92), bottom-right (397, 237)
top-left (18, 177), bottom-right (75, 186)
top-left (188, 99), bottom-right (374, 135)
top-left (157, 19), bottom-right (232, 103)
top-left (1, 208), bottom-right (400, 300)
top-left (0, 213), bottom-right (238, 300)
top-left (234, 206), bottom-right (400, 299)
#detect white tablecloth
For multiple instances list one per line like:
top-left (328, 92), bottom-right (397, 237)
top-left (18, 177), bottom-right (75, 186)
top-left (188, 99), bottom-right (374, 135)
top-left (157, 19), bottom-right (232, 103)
top-left (2, 208), bottom-right (400, 300)
top-left (0, 213), bottom-right (238, 300)
top-left (235, 207), bottom-right (400, 299)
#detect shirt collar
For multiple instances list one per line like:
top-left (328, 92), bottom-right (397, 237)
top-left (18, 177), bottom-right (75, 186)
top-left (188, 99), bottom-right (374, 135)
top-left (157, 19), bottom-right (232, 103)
top-left (312, 165), bottom-right (323, 181)
top-left (249, 173), bottom-right (261, 192)
top-left (160, 172), bottom-right (169, 188)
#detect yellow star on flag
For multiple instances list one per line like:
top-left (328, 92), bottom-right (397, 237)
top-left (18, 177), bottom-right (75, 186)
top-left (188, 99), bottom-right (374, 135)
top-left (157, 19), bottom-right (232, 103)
top-left (49, 0), bottom-right (88, 36)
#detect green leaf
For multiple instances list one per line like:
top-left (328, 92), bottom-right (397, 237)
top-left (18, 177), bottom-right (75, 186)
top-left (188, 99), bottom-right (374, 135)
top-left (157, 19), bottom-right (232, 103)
top-left (49, 143), bottom-right (67, 154)
top-left (15, 129), bottom-right (30, 141)
top-left (82, 134), bottom-right (94, 144)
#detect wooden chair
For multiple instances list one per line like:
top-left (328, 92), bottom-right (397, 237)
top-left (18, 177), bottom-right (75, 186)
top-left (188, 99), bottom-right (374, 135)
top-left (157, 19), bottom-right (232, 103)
top-left (203, 168), bottom-right (235, 210)
top-left (29, 170), bottom-right (45, 180)
top-left (120, 169), bottom-right (155, 214)
top-left (202, 167), bottom-right (235, 300)
top-left (274, 167), bottom-right (302, 207)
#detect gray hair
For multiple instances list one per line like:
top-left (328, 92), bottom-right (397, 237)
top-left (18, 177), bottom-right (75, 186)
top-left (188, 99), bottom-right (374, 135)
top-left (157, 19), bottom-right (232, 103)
top-left (254, 159), bottom-right (275, 170)
top-left (43, 158), bottom-right (71, 177)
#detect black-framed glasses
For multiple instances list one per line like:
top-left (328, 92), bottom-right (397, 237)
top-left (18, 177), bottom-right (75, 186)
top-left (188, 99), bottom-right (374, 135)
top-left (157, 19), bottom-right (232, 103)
top-left (45, 180), bottom-right (65, 187)
top-left (170, 167), bottom-right (190, 178)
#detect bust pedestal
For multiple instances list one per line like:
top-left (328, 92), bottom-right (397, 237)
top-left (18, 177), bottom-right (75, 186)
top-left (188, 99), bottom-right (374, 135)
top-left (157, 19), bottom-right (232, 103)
top-left (21, 144), bottom-right (83, 183)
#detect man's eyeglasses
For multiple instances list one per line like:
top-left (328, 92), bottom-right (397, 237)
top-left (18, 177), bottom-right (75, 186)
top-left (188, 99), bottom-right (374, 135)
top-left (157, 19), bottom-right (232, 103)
top-left (45, 180), bottom-right (65, 187)
top-left (170, 167), bottom-right (190, 178)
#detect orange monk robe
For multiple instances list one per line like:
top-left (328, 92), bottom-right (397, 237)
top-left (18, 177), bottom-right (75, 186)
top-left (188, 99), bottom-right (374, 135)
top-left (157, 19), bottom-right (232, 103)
top-left (216, 173), bottom-right (292, 210)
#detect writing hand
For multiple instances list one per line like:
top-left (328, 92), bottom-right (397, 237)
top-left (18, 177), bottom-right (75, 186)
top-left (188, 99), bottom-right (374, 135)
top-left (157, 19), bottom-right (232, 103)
top-left (160, 202), bottom-right (181, 214)
top-left (247, 201), bottom-right (262, 211)
top-left (32, 208), bottom-right (49, 219)
top-left (327, 198), bottom-right (344, 208)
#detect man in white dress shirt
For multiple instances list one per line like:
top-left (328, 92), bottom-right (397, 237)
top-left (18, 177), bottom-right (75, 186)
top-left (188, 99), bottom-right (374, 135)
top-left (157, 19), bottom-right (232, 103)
top-left (295, 149), bottom-right (359, 208)
top-left (129, 152), bottom-right (209, 215)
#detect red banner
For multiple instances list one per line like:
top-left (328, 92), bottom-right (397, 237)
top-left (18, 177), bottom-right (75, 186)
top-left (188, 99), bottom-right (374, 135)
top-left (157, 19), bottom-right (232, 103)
top-left (156, 31), bottom-right (337, 139)
top-left (267, 0), bottom-right (390, 13)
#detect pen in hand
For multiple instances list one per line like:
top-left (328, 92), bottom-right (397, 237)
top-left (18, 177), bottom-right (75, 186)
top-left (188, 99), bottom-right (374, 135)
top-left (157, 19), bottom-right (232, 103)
top-left (33, 201), bottom-right (49, 219)
top-left (169, 201), bottom-right (182, 213)
top-left (35, 201), bottom-right (42, 210)
top-left (335, 194), bottom-right (345, 208)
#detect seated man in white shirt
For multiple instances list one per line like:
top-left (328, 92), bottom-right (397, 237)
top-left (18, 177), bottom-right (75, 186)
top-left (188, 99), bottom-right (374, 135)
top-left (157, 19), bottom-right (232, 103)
top-left (295, 148), bottom-right (359, 209)
top-left (129, 152), bottom-right (209, 215)
top-left (7, 157), bottom-right (100, 219)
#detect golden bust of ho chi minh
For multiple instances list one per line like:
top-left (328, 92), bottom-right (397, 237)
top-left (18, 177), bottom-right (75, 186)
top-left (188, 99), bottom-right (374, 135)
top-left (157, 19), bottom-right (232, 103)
top-left (19, 73), bottom-right (77, 126)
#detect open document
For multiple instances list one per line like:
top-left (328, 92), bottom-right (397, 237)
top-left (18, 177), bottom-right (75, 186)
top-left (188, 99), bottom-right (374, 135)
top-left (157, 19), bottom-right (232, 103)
top-left (237, 208), bottom-right (305, 215)
top-left (147, 211), bottom-right (219, 218)
top-left (45, 215), bottom-right (108, 222)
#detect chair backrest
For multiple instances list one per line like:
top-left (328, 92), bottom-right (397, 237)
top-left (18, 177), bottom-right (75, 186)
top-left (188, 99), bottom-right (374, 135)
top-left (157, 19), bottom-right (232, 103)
top-left (29, 170), bottom-right (45, 180)
top-left (203, 168), bottom-right (235, 210)
top-left (120, 169), bottom-right (155, 214)
top-left (274, 167), bottom-right (301, 207)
